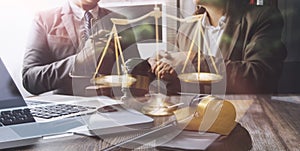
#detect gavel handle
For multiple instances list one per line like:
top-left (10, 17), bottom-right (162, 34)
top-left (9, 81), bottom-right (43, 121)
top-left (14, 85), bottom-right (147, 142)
top-left (102, 122), bottom-right (178, 151)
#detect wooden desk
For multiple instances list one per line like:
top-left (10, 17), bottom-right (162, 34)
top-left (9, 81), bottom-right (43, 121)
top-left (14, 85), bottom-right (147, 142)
top-left (7, 95), bottom-right (300, 151)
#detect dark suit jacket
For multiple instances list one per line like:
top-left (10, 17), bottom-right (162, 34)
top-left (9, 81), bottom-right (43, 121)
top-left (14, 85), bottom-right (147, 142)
top-left (176, 4), bottom-right (287, 94)
top-left (23, 2), bottom-right (138, 95)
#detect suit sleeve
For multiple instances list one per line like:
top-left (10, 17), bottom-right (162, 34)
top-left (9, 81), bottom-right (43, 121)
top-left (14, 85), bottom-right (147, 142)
top-left (22, 13), bottom-right (75, 95)
top-left (176, 7), bottom-right (287, 94)
top-left (225, 7), bottom-right (287, 93)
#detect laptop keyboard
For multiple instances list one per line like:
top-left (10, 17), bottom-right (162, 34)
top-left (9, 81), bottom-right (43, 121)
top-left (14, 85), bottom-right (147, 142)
top-left (30, 104), bottom-right (96, 119)
top-left (0, 108), bottom-right (35, 126)
top-left (0, 104), bottom-right (97, 126)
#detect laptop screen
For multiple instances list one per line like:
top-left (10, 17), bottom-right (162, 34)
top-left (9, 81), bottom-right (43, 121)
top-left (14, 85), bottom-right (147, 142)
top-left (0, 58), bottom-right (27, 109)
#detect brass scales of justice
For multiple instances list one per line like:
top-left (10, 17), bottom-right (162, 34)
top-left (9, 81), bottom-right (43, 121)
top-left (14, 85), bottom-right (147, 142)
top-left (89, 4), bottom-right (223, 116)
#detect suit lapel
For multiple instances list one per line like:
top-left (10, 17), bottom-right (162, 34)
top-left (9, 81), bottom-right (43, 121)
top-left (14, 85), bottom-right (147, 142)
top-left (219, 10), bottom-right (243, 60)
top-left (61, 2), bottom-right (79, 50)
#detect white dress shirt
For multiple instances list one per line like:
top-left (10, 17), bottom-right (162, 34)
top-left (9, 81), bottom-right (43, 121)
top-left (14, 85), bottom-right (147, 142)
top-left (201, 12), bottom-right (226, 57)
top-left (68, 0), bottom-right (99, 45)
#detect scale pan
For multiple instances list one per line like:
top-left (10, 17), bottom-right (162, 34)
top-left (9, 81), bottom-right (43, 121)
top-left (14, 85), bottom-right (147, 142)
top-left (141, 93), bottom-right (176, 116)
top-left (91, 74), bottom-right (136, 87)
top-left (141, 101), bottom-right (176, 116)
top-left (178, 72), bottom-right (223, 84)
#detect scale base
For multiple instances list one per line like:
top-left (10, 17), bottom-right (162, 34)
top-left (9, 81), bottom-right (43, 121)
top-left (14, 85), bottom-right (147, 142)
top-left (141, 93), bottom-right (177, 116)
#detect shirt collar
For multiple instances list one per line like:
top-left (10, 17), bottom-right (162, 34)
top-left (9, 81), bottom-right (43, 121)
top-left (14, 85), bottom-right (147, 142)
top-left (68, 0), bottom-right (99, 20)
top-left (202, 12), bottom-right (226, 29)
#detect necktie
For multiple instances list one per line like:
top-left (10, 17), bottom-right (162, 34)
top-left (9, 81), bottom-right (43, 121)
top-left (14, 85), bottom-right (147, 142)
top-left (84, 11), bottom-right (93, 41)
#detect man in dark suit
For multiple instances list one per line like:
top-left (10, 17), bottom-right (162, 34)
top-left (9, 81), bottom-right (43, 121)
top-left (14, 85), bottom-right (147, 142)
top-left (22, 0), bottom-right (138, 96)
top-left (154, 0), bottom-right (287, 94)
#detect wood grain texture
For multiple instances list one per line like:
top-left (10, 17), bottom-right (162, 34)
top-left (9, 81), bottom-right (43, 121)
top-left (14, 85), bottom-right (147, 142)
top-left (6, 95), bottom-right (300, 151)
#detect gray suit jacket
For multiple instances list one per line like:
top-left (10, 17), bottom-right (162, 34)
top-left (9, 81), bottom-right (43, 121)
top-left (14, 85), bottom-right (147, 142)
top-left (23, 2), bottom-right (138, 95)
top-left (176, 4), bottom-right (287, 94)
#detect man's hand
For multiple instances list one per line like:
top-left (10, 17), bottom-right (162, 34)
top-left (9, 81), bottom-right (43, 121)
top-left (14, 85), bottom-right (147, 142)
top-left (149, 51), bottom-right (193, 67)
top-left (148, 54), bottom-right (177, 81)
top-left (73, 30), bottom-right (112, 75)
top-left (76, 30), bottom-right (112, 64)
top-left (152, 61), bottom-right (177, 81)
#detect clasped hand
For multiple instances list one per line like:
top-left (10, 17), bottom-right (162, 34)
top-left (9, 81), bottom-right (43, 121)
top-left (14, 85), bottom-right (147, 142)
top-left (148, 51), bottom-right (189, 81)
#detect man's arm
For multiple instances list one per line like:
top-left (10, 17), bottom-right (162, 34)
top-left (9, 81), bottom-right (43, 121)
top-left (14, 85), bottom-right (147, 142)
top-left (225, 7), bottom-right (287, 93)
top-left (174, 7), bottom-right (286, 94)
top-left (22, 13), bottom-right (75, 95)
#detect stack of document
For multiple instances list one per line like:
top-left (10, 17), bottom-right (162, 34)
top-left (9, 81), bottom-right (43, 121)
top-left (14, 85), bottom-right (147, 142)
top-left (157, 131), bottom-right (220, 150)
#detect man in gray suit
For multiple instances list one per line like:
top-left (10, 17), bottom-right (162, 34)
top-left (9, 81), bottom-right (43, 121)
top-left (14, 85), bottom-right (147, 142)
top-left (22, 0), bottom-right (138, 96)
top-left (152, 0), bottom-right (287, 94)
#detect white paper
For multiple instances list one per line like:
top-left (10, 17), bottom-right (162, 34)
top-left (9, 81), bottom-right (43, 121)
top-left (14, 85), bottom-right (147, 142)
top-left (158, 131), bottom-right (220, 150)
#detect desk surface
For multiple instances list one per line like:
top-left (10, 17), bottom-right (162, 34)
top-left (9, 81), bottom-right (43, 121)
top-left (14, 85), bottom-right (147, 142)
top-left (7, 95), bottom-right (300, 151)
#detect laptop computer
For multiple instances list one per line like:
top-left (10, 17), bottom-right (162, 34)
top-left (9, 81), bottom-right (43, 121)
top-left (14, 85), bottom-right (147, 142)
top-left (0, 57), bottom-right (153, 149)
top-left (0, 58), bottom-right (87, 149)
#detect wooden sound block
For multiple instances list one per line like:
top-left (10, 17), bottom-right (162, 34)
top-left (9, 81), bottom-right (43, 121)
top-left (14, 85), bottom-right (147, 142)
top-left (174, 96), bottom-right (237, 135)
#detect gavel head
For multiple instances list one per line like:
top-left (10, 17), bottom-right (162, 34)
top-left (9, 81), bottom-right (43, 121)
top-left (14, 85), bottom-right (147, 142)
top-left (175, 95), bottom-right (237, 135)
